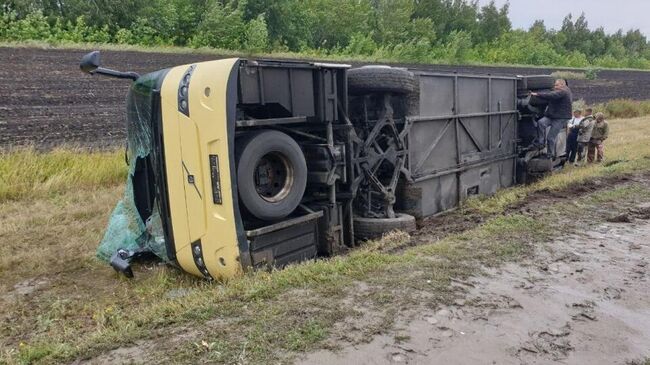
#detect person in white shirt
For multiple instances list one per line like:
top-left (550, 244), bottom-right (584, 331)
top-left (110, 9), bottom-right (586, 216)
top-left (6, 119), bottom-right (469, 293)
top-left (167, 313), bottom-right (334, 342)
top-left (566, 109), bottom-right (583, 163)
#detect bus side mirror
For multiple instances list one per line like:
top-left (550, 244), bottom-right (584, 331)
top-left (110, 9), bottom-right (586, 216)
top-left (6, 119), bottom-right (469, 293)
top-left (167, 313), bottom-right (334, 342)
top-left (80, 51), bottom-right (101, 74)
top-left (79, 50), bottom-right (139, 81)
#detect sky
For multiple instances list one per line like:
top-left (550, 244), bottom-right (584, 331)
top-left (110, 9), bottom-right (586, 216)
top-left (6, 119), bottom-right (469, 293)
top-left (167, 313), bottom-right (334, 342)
top-left (477, 0), bottom-right (650, 36)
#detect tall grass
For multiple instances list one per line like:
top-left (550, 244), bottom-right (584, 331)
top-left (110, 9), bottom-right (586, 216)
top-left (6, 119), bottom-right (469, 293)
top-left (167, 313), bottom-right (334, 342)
top-left (573, 99), bottom-right (650, 119)
top-left (0, 147), bottom-right (126, 201)
top-left (466, 115), bottom-right (650, 215)
top-left (601, 99), bottom-right (650, 119)
top-left (551, 71), bottom-right (586, 80)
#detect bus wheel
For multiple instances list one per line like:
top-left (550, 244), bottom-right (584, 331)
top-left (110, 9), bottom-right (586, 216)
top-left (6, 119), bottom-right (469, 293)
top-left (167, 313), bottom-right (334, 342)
top-left (236, 130), bottom-right (307, 221)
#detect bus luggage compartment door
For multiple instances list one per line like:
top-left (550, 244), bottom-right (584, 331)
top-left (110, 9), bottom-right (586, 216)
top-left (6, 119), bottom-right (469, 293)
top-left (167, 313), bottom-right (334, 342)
top-left (246, 211), bottom-right (322, 267)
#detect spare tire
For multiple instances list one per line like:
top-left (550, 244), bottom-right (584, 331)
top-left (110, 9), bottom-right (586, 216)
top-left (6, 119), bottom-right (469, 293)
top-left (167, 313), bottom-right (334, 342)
top-left (527, 157), bottom-right (553, 173)
top-left (517, 75), bottom-right (555, 92)
top-left (353, 213), bottom-right (417, 240)
top-left (236, 130), bottom-right (307, 221)
top-left (348, 66), bottom-right (417, 95)
top-left (528, 94), bottom-right (549, 108)
top-left (517, 95), bottom-right (545, 115)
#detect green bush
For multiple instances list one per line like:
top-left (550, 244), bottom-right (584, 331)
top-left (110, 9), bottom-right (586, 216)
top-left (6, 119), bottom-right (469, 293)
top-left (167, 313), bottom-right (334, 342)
top-left (189, 3), bottom-right (245, 49)
top-left (390, 38), bottom-right (433, 62)
top-left (585, 99), bottom-right (650, 119)
top-left (115, 28), bottom-right (136, 45)
top-left (603, 99), bottom-right (650, 119)
top-left (345, 32), bottom-right (378, 56)
top-left (564, 51), bottom-right (589, 68)
top-left (594, 55), bottom-right (624, 68)
top-left (2, 5), bottom-right (650, 71)
top-left (625, 57), bottom-right (650, 69)
top-left (479, 31), bottom-right (563, 66)
top-left (442, 30), bottom-right (474, 64)
top-left (130, 18), bottom-right (168, 46)
top-left (243, 15), bottom-right (269, 53)
top-left (585, 68), bottom-right (600, 80)
top-left (4, 10), bottom-right (51, 41)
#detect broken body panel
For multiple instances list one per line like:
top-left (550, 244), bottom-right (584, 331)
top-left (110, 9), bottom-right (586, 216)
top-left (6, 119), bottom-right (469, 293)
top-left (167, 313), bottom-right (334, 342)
top-left (158, 59), bottom-right (244, 279)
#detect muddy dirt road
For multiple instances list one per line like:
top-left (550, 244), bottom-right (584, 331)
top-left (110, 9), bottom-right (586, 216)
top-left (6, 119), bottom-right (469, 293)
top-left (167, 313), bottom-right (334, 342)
top-left (300, 218), bottom-right (650, 364)
top-left (2, 46), bottom-right (650, 149)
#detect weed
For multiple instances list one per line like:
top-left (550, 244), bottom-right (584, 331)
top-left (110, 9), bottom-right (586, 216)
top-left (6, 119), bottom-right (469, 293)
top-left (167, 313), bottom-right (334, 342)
top-left (551, 70), bottom-right (586, 80)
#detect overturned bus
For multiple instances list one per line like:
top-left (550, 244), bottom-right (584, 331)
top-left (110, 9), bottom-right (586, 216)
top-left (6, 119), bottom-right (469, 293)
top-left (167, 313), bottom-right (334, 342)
top-left (80, 52), bottom-right (565, 279)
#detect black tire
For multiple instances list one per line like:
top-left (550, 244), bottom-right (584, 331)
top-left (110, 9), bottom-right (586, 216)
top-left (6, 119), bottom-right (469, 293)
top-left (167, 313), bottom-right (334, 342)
top-left (515, 158), bottom-right (528, 185)
top-left (236, 130), bottom-right (307, 221)
top-left (353, 213), bottom-right (417, 240)
top-left (517, 75), bottom-right (555, 92)
top-left (348, 66), bottom-right (417, 95)
top-left (405, 92), bottom-right (420, 116)
top-left (527, 157), bottom-right (553, 173)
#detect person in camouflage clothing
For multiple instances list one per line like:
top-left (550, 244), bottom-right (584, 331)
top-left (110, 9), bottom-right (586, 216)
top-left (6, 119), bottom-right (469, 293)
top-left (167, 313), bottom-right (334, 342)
top-left (588, 112), bottom-right (609, 163)
top-left (575, 108), bottom-right (595, 166)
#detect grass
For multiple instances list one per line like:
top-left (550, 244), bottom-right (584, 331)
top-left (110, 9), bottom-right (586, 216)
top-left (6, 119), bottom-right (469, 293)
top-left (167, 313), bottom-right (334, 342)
top-left (573, 99), bottom-right (650, 119)
top-left (600, 99), bottom-right (650, 119)
top-left (464, 115), bottom-right (650, 215)
top-left (1, 116), bottom-right (650, 364)
top-left (551, 70), bottom-right (587, 80)
top-left (0, 147), bottom-right (126, 201)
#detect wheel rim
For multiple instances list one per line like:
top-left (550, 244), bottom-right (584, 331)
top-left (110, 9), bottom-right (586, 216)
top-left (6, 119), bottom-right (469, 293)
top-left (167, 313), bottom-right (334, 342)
top-left (254, 152), bottom-right (294, 203)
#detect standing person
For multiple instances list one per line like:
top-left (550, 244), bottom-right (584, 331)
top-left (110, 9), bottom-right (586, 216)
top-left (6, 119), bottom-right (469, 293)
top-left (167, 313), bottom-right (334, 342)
top-left (566, 109), bottom-right (583, 163)
top-left (575, 108), bottom-right (595, 166)
top-left (530, 79), bottom-right (573, 158)
top-left (588, 112), bottom-right (609, 163)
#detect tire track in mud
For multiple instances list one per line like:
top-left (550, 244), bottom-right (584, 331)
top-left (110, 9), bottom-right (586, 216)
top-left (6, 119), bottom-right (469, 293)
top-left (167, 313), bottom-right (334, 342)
top-left (412, 173), bottom-right (647, 246)
top-left (299, 185), bottom-right (650, 365)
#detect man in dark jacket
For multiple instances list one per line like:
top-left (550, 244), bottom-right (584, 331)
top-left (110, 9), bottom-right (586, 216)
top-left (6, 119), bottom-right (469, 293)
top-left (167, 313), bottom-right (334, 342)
top-left (530, 79), bottom-right (573, 158)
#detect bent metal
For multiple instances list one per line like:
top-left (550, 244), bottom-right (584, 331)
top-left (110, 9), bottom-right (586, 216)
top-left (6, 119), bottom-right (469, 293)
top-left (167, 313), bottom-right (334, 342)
top-left (80, 52), bottom-right (565, 279)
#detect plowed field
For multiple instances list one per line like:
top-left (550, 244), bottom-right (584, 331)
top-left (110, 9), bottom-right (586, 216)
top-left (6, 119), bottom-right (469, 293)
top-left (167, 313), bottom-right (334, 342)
top-left (2, 46), bottom-right (649, 149)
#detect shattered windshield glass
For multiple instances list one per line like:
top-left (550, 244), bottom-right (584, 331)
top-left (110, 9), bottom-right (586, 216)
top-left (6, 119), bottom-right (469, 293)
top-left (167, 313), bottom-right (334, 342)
top-left (97, 70), bottom-right (170, 264)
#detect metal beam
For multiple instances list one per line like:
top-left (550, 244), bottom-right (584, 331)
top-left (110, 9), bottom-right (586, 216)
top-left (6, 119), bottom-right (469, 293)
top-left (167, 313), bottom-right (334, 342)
top-left (408, 110), bottom-right (517, 123)
top-left (412, 118), bottom-right (453, 174)
top-left (246, 211), bottom-right (324, 237)
top-left (413, 153), bottom-right (517, 183)
top-left (236, 116), bottom-right (307, 128)
top-left (458, 117), bottom-right (485, 153)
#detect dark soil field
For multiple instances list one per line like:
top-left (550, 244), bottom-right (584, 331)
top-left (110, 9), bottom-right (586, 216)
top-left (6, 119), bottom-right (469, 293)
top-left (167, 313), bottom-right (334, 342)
top-left (2, 46), bottom-right (650, 149)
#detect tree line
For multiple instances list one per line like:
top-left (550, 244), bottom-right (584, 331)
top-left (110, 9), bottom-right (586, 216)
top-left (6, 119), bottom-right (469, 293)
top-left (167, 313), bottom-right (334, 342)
top-left (2, 0), bottom-right (649, 69)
